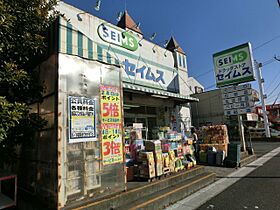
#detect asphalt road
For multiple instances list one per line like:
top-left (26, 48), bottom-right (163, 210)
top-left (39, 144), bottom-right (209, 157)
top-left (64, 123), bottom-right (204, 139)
top-left (197, 142), bottom-right (280, 210)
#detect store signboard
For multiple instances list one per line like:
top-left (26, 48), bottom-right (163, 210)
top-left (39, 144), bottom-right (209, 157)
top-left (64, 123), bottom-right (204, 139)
top-left (221, 83), bottom-right (251, 93)
top-left (221, 89), bottom-right (252, 99)
top-left (221, 84), bottom-right (255, 116)
top-left (213, 43), bottom-right (255, 87)
top-left (223, 101), bottom-right (254, 110)
top-left (224, 107), bottom-right (254, 116)
top-left (100, 85), bottom-right (123, 165)
top-left (222, 95), bottom-right (253, 105)
top-left (68, 96), bottom-right (97, 143)
top-left (98, 23), bottom-right (138, 51)
top-left (122, 59), bottom-right (178, 92)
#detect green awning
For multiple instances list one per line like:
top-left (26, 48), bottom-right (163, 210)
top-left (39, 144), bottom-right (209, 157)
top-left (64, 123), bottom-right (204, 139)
top-left (123, 83), bottom-right (199, 102)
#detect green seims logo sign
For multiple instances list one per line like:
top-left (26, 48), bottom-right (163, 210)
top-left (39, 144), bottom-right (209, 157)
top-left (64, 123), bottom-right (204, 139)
top-left (216, 51), bottom-right (248, 68)
top-left (98, 23), bottom-right (138, 51)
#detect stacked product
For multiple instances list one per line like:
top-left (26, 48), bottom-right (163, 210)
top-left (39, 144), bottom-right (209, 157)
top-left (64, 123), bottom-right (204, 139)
top-left (197, 125), bottom-right (229, 166)
top-left (145, 140), bottom-right (163, 177)
top-left (162, 153), bottom-right (171, 174)
top-left (167, 150), bottom-right (176, 173)
top-left (135, 151), bottom-right (156, 180)
top-left (126, 127), bottom-right (198, 181)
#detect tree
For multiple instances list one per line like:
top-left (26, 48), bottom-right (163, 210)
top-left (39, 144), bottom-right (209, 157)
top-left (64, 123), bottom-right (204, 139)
top-left (0, 0), bottom-right (57, 165)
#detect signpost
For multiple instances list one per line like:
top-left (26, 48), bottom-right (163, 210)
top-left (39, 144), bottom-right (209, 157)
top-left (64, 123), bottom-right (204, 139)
top-left (213, 43), bottom-right (256, 152)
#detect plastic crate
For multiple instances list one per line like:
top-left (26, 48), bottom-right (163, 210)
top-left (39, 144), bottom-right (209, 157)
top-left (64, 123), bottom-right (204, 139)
top-left (227, 143), bottom-right (241, 163)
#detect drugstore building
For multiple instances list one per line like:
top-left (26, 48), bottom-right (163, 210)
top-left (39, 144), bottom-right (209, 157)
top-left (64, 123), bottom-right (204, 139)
top-left (19, 2), bottom-right (199, 209)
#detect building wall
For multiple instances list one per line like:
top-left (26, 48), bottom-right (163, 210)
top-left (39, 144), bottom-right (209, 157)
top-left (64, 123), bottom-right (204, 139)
top-left (57, 54), bottom-right (125, 208)
top-left (191, 89), bottom-right (226, 127)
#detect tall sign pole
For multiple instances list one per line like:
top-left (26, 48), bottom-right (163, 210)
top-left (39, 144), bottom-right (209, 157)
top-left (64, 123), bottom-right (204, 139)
top-left (255, 61), bottom-right (271, 138)
top-left (213, 43), bottom-right (256, 152)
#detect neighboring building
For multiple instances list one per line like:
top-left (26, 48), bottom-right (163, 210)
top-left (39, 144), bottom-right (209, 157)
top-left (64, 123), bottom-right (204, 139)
top-left (191, 89), bottom-right (226, 127)
top-left (17, 2), bottom-right (198, 209)
top-left (256, 103), bottom-right (280, 130)
top-left (187, 77), bottom-right (204, 94)
top-left (191, 88), bottom-right (260, 128)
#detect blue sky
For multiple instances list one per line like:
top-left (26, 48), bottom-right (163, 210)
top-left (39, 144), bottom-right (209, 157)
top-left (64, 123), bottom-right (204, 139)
top-left (64, 0), bottom-right (280, 104)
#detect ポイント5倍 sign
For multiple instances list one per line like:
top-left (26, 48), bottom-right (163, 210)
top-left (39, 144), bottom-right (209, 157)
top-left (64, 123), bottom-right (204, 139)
top-left (213, 43), bottom-right (255, 88)
top-left (100, 85), bottom-right (121, 124)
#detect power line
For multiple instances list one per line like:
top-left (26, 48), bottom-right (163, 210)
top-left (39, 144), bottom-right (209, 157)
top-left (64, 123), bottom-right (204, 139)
top-left (265, 72), bottom-right (280, 91)
top-left (193, 69), bottom-right (213, 79)
top-left (190, 34), bottom-right (280, 80)
top-left (253, 34), bottom-right (280, 51)
top-left (200, 57), bottom-right (277, 91)
top-left (267, 80), bottom-right (280, 97)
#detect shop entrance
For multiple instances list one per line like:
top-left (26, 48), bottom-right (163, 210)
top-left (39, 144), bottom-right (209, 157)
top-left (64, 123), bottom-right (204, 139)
top-left (124, 115), bottom-right (157, 140)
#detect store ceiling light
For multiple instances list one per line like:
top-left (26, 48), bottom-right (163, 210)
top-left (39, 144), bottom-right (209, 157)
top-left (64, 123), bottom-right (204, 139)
top-left (151, 94), bottom-right (169, 99)
top-left (149, 32), bottom-right (157, 41)
top-left (94, 0), bottom-right (101, 11)
top-left (116, 12), bottom-right (123, 21)
top-left (77, 12), bottom-right (86, 21)
top-left (124, 104), bottom-right (140, 108)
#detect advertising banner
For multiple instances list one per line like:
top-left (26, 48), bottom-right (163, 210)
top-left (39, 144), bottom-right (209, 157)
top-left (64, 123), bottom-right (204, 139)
top-left (68, 96), bottom-right (97, 143)
top-left (100, 85), bottom-right (121, 124)
top-left (213, 43), bottom-right (255, 87)
top-left (101, 123), bottom-right (123, 165)
top-left (100, 85), bottom-right (123, 165)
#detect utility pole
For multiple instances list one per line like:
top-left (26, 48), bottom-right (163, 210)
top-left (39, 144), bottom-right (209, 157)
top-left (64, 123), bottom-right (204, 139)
top-left (255, 61), bottom-right (271, 138)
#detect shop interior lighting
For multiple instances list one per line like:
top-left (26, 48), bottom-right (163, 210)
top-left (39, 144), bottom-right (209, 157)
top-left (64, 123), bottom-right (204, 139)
top-left (124, 104), bottom-right (141, 108)
top-left (151, 94), bottom-right (169, 99)
top-left (94, 0), bottom-right (101, 11)
top-left (116, 12), bottom-right (123, 21)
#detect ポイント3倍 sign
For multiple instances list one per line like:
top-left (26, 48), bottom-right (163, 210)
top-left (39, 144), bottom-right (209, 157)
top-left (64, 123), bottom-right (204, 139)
top-left (213, 43), bottom-right (255, 88)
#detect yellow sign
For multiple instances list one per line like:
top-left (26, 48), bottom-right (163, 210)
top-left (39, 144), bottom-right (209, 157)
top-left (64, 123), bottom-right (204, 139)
top-left (100, 85), bottom-right (121, 124)
top-left (100, 85), bottom-right (123, 165)
top-left (101, 123), bottom-right (123, 165)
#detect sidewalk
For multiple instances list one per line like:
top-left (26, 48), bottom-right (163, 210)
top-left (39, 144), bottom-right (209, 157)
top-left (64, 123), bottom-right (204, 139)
top-left (165, 141), bottom-right (280, 210)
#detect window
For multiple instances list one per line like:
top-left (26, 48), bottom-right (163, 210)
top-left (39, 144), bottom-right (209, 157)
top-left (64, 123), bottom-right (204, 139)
top-left (178, 54), bottom-right (182, 67)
